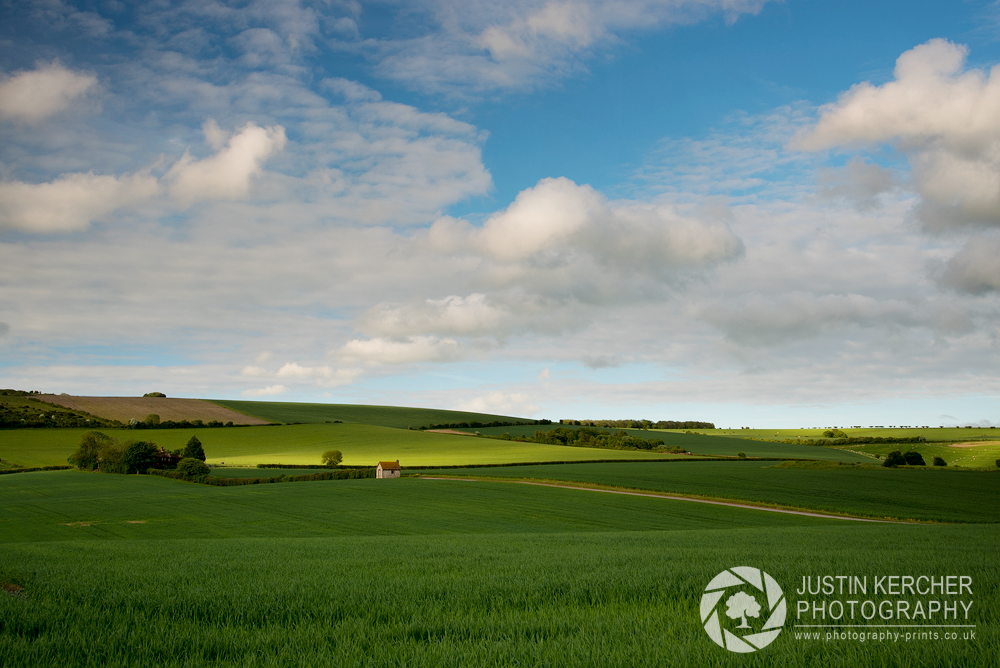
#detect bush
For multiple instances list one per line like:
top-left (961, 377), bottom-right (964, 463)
top-left (177, 457), bottom-right (210, 478)
top-left (903, 451), bottom-right (926, 466)
top-left (122, 440), bottom-right (159, 473)
top-left (68, 431), bottom-right (113, 470)
top-left (882, 450), bottom-right (906, 468)
top-left (321, 449), bottom-right (343, 467)
top-left (736, 451), bottom-right (747, 459)
top-left (932, 456), bottom-right (947, 466)
top-left (182, 435), bottom-right (206, 461)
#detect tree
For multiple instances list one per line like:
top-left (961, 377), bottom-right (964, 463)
top-left (144, 413), bottom-right (161, 425)
top-left (903, 451), bottom-right (926, 466)
top-left (725, 591), bottom-right (761, 629)
top-left (932, 456), bottom-right (947, 466)
top-left (143, 392), bottom-right (166, 397)
top-left (68, 431), bottom-right (113, 470)
top-left (883, 450), bottom-right (906, 467)
top-left (182, 435), bottom-right (206, 461)
top-left (736, 451), bottom-right (747, 459)
top-left (122, 440), bottom-right (159, 474)
top-left (321, 449), bottom-right (343, 467)
top-left (177, 457), bottom-right (210, 478)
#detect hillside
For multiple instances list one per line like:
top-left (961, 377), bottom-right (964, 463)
top-left (35, 395), bottom-right (272, 426)
top-left (210, 399), bottom-right (533, 429)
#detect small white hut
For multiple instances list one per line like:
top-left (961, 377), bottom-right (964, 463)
top-left (376, 460), bottom-right (401, 478)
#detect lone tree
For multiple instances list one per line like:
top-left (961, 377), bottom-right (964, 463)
top-left (321, 449), bottom-right (343, 467)
top-left (122, 440), bottom-right (159, 474)
top-left (182, 435), bottom-right (206, 461)
top-left (933, 456), bottom-right (947, 466)
top-left (725, 591), bottom-right (761, 629)
top-left (883, 450), bottom-right (906, 468)
top-left (177, 457), bottom-right (210, 478)
top-left (903, 451), bottom-right (926, 466)
top-left (68, 431), bottom-right (113, 470)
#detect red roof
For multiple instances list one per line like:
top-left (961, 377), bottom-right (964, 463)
top-left (378, 460), bottom-right (401, 470)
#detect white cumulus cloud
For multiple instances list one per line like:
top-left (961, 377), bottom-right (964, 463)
top-left (793, 39), bottom-right (1000, 230)
top-left (0, 171), bottom-right (160, 233)
top-left (241, 384), bottom-right (288, 397)
top-left (168, 121), bottom-right (287, 207)
top-left (0, 62), bottom-right (97, 123)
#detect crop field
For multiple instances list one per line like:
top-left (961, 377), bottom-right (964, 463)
top-left (1, 471), bottom-right (996, 667)
top-left (0, 424), bottom-right (677, 469)
top-left (416, 461), bottom-right (1000, 523)
top-left (210, 399), bottom-right (527, 428)
top-left (35, 395), bottom-right (272, 425)
top-left (458, 425), bottom-right (873, 461)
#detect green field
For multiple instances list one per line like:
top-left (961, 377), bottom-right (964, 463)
top-left (417, 460), bottom-right (1000, 523)
top-left (209, 399), bottom-right (530, 428)
top-left (458, 425), bottom-right (874, 461)
top-left (0, 424), bottom-right (680, 468)
top-left (1, 471), bottom-right (996, 667)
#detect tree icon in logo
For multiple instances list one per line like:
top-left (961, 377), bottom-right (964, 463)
top-left (700, 567), bottom-right (785, 653)
top-left (725, 591), bottom-right (761, 628)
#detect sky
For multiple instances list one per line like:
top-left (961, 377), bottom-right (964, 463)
top-left (2, 0), bottom-right (1000, 428)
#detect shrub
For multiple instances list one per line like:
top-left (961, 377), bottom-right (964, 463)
top-left (903, 451), bottom-right (926, 466)
top-left (882, 450), bottom-right (906, 468)
top-left (736, 452), bottom-right (747, 459)
top-left (321, 450), bottom-right (343, 467)
top-left (122, 440), bottom-right (159, 473)
top-left (177, 457), bottom-right (210, 478)
top-left (932, 456), bottom-right (947, 466)
top-left (182, 435), bottom-right (206, 461)
top-left (68, 431), bottom-right (113, 470)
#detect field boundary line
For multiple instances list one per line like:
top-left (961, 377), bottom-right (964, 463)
top-left (417, 476), bottom-right (918, 524)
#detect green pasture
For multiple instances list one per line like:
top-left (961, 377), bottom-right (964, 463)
top-left (844, 440), bottom-right (1000, 469)
top-left (458, 425), bottom-right (872, 461)
top-left (0, 424), bottom-right (677, 469)
top-left (417, 460), bottom-right (1000, 523)
top-left (0, 470), bottom-right (837, 543)
top-left (210, 399), bottom-right (527, 428)
top-left (0, 471), bottom-right (996, 667)
top-left (683, 426), bottom-right (999, 442)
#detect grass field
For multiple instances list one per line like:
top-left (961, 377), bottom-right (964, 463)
top-left (457, 425), bottom-right (874, 462)
top-left (0, 471), bottom-right (996, 667)
top-left (417, 461), bottom-right (1000, 523)
top-left (210, 399), bottom-right (530, 428)
top-left (0, 424), bottom-right (680, 468)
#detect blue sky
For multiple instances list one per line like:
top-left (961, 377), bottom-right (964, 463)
top-left (2, 0), bottom-right (1000, 427)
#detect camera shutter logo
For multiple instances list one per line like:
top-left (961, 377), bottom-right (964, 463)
top-left (700, 567), bottom-right (786, 653)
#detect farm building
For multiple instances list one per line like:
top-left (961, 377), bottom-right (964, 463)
top-left (376, 460), bottom-right (401, 478)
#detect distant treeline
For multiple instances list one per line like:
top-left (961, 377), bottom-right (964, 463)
top-left (149, 468), bottom-right (374, 486)
top-left (487, 427), bottom-right (685, 453)
top-left (786, 436), bottom-right (927, 445)
top-left (560, 419), bottom-right (716, 430)
top-left (0, 465), bottom-right (73, 475)
top-left (256, 463), bottom-right (372, 470)
top-left (0, 389), bottom-right (42, 396)
top-left (418, 419), bottom-right (552, 430)
top-left (127, 418), bottom-right (248, 430)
